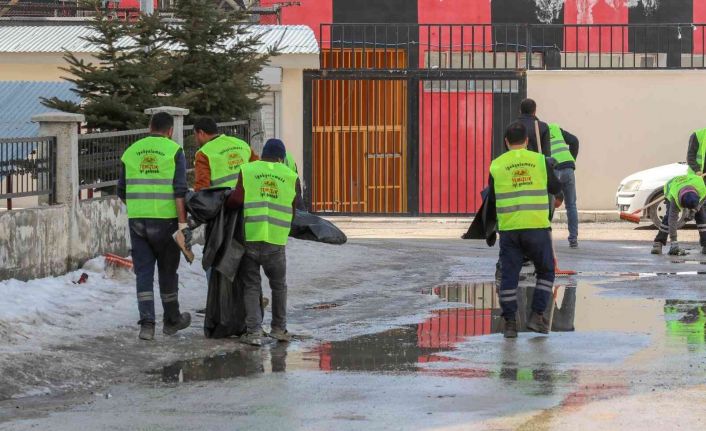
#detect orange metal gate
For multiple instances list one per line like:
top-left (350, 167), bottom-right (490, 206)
top-left (310, 50), bottom-right (408, 213)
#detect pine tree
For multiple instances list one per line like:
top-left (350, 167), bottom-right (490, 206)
top-left (162, 0), bottom-right (273, 121)
top-left (44, 0), bottom-right (274, 129)
top-left (42, 1), bottom-right (166, 130)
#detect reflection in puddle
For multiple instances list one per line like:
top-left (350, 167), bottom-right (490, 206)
top-left (159, 345), bottom-right (291, 383)
top-left (427, 281), bottom-right (577, 333)
top-left (665, 300), bottom-right (706, 350)
top-left (154, 280), bottom-right (706, 409)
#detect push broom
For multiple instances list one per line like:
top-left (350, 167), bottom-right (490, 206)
top-left (619, 195), bottom-right (666, 224)
top-left (618, 172), bottom-right (706, 223)
top-left (535, 120), bottom-right (577, 277)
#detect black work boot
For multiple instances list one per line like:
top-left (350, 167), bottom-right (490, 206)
top-left (526, 312), bottom-right (549, 334)
top-left (163, 312), bottom-right (191, 336)
top-left (139, 321), bottom-right (155, 341)
top-left (268, 327), bottom-right (292, 342)
top-left (240, 330), bottom-right (264, 346)
top-left (503, 319), bottom-right (518, 339)
top-left (651, 242), bottom-right (663, 255)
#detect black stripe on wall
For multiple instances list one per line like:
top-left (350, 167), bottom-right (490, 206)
top-left (628, 0), bottom-right (693, 67)
top-left (332, 0), bottom-right (418, 23)
top-left (491, 0), bottom-right (564, 60)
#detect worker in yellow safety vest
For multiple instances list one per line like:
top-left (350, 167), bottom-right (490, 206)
top-left (118, 112), bottom-right (192, 341)
top-left (488, 122), bottom-right (563, 339)
top-left (651, 173), bottom-right (706, 256)
top-left (193, 117), bottom-right (259, 191)
top-left (224, 139), bottom-right (300, 346)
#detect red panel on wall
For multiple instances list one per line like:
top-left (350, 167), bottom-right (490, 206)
top-left (418, 0), bottom-right (490, 24)
top-left (418, 0), bottom-right (492, 68)
top-left (695, 0), bottom-right (706, 54)
top-left (118, 0), bottom-right (155, 8)
top-left (419, 88), bottom-right (493, 215)
top-left (564, 0), bottom-right (628, 52)
top-left (260, 0), bottom-right (332, 42)
top-left (417, 308), bottom-right (494, 349)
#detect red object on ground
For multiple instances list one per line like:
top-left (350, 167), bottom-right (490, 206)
top-left (105, 253), bottom-right (134, 269)
top-left (73, 273), bottom-right (89, 284)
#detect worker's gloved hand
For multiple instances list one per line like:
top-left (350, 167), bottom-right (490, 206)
top-left (178, 223), bottom-right (193, 248)
top-left (668, 242), bottom-right (688, 256)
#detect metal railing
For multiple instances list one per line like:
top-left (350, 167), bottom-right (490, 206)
top-left (78, 128), bottom-right (149, 196)
top-left (0, 137), bottom-right (56, 210)
top-left (0, 1), bottom-right (283, 22)
top-left (320, 23), bottom-right (706, 71)
top-left (76, 120), bottom-right (250, 198)
top-left (0, 1), bottom-right (141, 19)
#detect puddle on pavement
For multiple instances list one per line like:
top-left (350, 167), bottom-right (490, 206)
top-left (155, 344), bottom-right (297, 383)
top-left (153, 280), bottom-right (706, 400)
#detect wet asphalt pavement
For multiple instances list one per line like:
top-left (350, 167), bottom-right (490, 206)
top-left (3, 236), bottom-right (706, 430)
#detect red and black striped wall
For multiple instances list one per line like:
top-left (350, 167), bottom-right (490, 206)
top-left (263, 0), bottom-right (705, 38)
top-left (282, 0), bottom-right (705, 215)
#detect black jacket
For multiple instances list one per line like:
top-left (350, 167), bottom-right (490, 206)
top-left (687, 133), bottom-right (702, 173)
top-left (518, 114), bottom-right (550, 157)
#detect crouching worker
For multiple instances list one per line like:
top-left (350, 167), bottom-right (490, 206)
top-left (225, 139), bottom-right (299, 346)
top-left (651, 173), bottom-right (706, 256)
top-left (118, 112), bottom-right (192, 341)
top-left (490, 122), bottom-right (563, 339)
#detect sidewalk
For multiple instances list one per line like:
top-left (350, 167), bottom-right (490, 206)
top-left (325, 217), bottom-right (689, 242)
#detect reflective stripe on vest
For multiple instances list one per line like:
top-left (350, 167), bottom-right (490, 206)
top-left (691, 128), bottom-right (706, 174)
top-left (490, 149), bottom-right (550, 231)
top-left (241, 160), bottom-right (298, 245)
top-left (121, 136), bottom-right (180, 219)
top-left (197, 134), bottom-right (251, 189)
top-left (547, 123), bottom-right (575, 165)
top-left (211, 173), bottom-right (239, 187)
top-left (664, 174), bottom-right (706, 210)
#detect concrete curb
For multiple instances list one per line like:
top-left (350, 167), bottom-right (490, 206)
top-left (324, 211), bottom-right (620, 224)
top-left (553, 210), bottom-right (619, 223)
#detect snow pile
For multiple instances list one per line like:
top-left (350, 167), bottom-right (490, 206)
top-left (0, 246), bottom-right (209, 352)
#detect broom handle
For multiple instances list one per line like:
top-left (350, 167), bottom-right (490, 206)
top-left (633, 195), bottom-right (666, 213)
top-left (548, 285), bottom-right (559, 332)
top-left (534, 120), bottom-right (542, 155)
top-left (631, 172), bottom-right (706, 214)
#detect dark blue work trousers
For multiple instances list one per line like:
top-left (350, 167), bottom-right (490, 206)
top-left (498, 228), bottom-right (555, 320)
top-left (129, 218), bottom-right (182, 324)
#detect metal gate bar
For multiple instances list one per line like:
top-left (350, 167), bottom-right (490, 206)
top-left (304, 69), bottom-right (525, 216)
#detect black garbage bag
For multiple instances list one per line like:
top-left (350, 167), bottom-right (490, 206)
top-left (462, 187), bottom-right (497, 247)
top-left (186, 189), bottom-right (249, 338)
top-left (289, 210), bottom-right (347, 245)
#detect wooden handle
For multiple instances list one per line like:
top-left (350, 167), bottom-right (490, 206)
top-left (632, 172), bottom-right (706, 214)
top-left (534, 120), bottom-right (542, 155)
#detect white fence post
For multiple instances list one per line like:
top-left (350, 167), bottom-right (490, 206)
top-left (144, 106), bottom-right (190, 147)
top-left (31, 112), bottom-right (85, 205)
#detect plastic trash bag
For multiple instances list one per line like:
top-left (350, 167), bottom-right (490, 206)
top-left (289, 210), bottom-right (347, 245)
